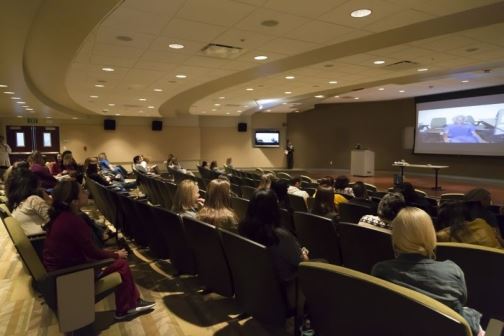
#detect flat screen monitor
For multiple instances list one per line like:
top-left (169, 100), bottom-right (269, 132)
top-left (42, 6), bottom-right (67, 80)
top-left (414, 93), bottom-right (504, 156)
top-left (254, 129), bottom-right (280, 148)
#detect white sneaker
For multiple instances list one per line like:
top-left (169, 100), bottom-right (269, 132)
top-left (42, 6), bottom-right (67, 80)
top-left (114, 299), bottom-right (155, 320)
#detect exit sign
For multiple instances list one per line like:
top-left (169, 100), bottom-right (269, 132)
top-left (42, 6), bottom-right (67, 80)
top-left (27, 118), bottom-right (38, 124)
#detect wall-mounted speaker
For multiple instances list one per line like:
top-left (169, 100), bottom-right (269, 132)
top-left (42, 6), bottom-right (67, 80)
top-left (238, 122), bottom-right (247, 132)
top-left (152, 120), bottom-right (163, 131)
top-left (104, 119), bottom-right (116, 130)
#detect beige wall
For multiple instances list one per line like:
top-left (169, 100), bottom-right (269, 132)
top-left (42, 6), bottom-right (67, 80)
top-left (287, 99), bottom-right (504, 179)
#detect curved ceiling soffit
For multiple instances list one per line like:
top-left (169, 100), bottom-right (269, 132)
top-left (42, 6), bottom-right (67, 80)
top-left (160, 2), bottom-right (504, 118)
top-left (22, 0), bottom-right (124, 118)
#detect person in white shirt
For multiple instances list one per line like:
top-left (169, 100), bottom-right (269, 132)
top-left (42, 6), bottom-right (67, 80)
top-left (287, 176), bottom-right (309, 201)
top-left (0, 135), bottom-right (12, 167)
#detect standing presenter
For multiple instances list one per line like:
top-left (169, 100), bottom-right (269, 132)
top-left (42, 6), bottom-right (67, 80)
top-left (285, 139), bottom-right (294, 169)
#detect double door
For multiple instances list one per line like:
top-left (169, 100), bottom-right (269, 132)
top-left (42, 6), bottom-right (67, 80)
top-left (6, 125), bottom-right (60, 162)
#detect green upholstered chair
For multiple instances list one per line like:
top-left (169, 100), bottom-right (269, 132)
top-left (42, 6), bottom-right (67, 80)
top-left (3, 216), bottom-right (121, 333)
top-left (338, 202), bottom-right (374, 223)
top-left (436, 242), bottom-right (504, 327)
top-left (288, 194), bottom-right (308, 212)
top-left (299, 262), bottom-right (472, 336)
top-left (230, 196), bottom-right (249, 222)
top-left (239, 185), bottom-right (256, 200)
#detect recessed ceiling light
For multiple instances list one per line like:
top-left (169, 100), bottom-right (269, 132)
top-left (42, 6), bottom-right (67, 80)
top-left (89, 95), bottom-right (98, 98)
top-left (373, 60), bottom-right (385, 65)
top-left (219, 96), bottom-right (225, 99)
top-left (417, 68), bottom-right (429, 72)
top-left (115, 113), bottom-right (120, 116)
top-left (282, 102), bottom-right (288, 105)
top-left (11, 97), bottom-right (20, 100)
top-left (139, 98), bottom-right (147, 101)
top-left (175, 74), bottom-right (187, 79)
top-left (201, 111), bottom-right (206, 114)
top-left (147, 106), bottom-right (155, 109)
top-left (0, 84), bottom-right (7, 88)
top-left (314, 95), bottom-right (325, 98)
top-left (351, 9), bottom-right (372, 18)
top-left (399, 90), bottom-right (405, 93)
top-left (108, 103), bottom-right (115, 106)
top-left (245, 88), bottom-right (254, 91)
top-left (16, 101), bottom-right (25, 104)
top-left (214, 103), bottom-right (221, 106)
top-left (17, 116), bottom-right (23, 118)
top-left (26, 108), bottom-right (33, 111)
top-left (284, 91), bottom-right (292, 94)
top-left (461, 80), bottom-right (469, 83)
top-left (261, 19), bottom-right (279, 27)
top-left (237, 110), bottom-right (242, 113)
top-left (226, 112), bottom-right (230, 115)
top-left (46, 116), bottom-right (52, 119)
top-left (328, 81), bottom-right (338, 84)
top-left (285, 76), bottom-right (295, 80)
top-left (169, 43), bottom-right (184, 49)
top-left (211, 109), bottom-right (217, 111)
top-left (334, 95), bottom-right (340, 98)
top-left (72, 117), bottom-right (78, 120)
top-left (294, 110), bottom-right (300, 113)
top-left (102, 109), bottom-right (109, 112)
top-left (95, 84), bottom-right (104, 88)
top-left (102, 67), bottom-right (115, 72)
top-left (378, 88), bottom-right (385, 91)
top-left (153, 88), bottom-right (163, 92)
top-left (266, 109), bottom-right (271, 112)
top-left (254, 55), bottom-right (268, 61)
top-left (139, 110), bottom-right (144, 113)
top-left (354, 97), bottom-right (360, 100)
top-left (4, 92), bottom-right (15, 95)
top-left (116, 35), bottom-right (133, 42)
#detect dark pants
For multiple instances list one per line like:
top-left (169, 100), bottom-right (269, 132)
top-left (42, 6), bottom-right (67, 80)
top-left (101, 259), bottom-right (139, 314)
top-left (287, 154), bottom-right (294, 169)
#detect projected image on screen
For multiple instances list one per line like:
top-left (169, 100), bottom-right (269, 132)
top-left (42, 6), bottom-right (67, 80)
top-left (254, 130), bottom-right (280, 147)
top-left (414, 93), bottom-right (504, 156)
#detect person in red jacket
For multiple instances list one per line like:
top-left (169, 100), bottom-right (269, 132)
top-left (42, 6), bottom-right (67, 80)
top-left (43, 181), bottom-right (155, 319)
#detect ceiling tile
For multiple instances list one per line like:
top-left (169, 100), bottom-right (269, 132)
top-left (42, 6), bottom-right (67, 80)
top-left (160, 18), bottom-right (228, 43)
top-left (259, 38), bottom-right (319, 55)
top-left (122, 0), bottom-right (186, 15)
top-left (177, 0), bottom-right (256, 27)
top-left (89, 55), bottom-right (138, 68)
top-left (213, 29), bottom-right (275, 50)
top-left (183, 55), bottom-right (230, 68)
top-left (101, 7), bottom-right (168, 35)
top-left (288, 21), bottom-right (364, 44)
top-left (364, 9), bottom-right (435, 32)
top-left (263, 0), bottom-right (345, 18)
top-left (235, 8), bottom-right (310, 36)
top-left (95, 27), bottom-right (157, 49)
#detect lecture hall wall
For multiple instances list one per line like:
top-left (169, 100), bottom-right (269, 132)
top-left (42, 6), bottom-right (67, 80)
top-left (287, 98), bottom-right (504, 180)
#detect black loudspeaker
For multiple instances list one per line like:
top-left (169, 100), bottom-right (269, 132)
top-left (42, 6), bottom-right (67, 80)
top-left (152, 120), bottom-right (163, 131)
top-left (238, 122), bottom-right (247, 132)
top-left (104, 119), bottom-right (116, 130)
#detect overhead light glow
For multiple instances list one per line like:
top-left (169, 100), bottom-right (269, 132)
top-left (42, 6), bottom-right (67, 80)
top-left (378, 88), bottom-right (385, 91)
top-left (399, 90), bottom-right (405, 93)
top-left (115, 113), bottom-right (121, 116)
top-left (138, 98), bottom-right (147, 101)
top-left (72, 117), bottom-right (78, 120)
top-left (461, 80), bottom-right (469, 83)
top-left (219, 96), bottom-right (225, 99)
top-left (254, 55), bottom-right (268, 61)
top-left (169, 43), bottom-right (184, 49)
top-left (351, 9), bottom-right (372, 18)
top-left (373, 60), bottom-right (385, 65)
top-left (226, 112), bottom-right (230, 115)
top-left (11, 97), bottom-right (20, 100)
top-left (334, 95), bottom-right (340, 98)
top-left (95, 84), bottom-right (104, 88)
top-left (153, 88), bottom-right (163, 92)
top-left (0, 85), bottom-right (7, 88)
top-left (101, 67), bottom-right (115, 72)
top-left (175, 74), bottom-right (187, 79)
top-left (328, 81), bottom-right (338, 84)
top-left (314, 95), bottom-right (325, 98)
top-left (147, 106), bottom-right (155, 109)
top-left (89, 95), bottom-right (98, 98)
top-left (108, 103), bottom-right (115, 106)
top-left (26, 108), bottom-right (33, 111)
top-left (417, 68), bottom-right (429, 72)
top-left (237, 110), bottom-right (242, 113)
top-left (285, 76), bottom-right (295, 80)
top-left (354, 97), bottom-right (360, 100)
top-left (16, 101), bottom-right (25, 104)
top-left (3, 92), bottom-right (15, 95)
top-left (46, 116), bottom-right (52, 119)
top-left (212, 109), bottom-right (217, 111)
top-left (284, 91), bottom-right (292, 94)
top-left (17, 116), bottom-right (23, 118)
top-left (245, 88), bottom-right (254, 91)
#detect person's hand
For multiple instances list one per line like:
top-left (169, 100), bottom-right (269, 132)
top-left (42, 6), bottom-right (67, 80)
top-left (301, 247), bottom-right (309, 261)
top-left (116, 249), bottom-right (128, 259)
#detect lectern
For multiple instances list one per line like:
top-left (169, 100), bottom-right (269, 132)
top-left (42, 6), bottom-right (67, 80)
top-left (351, 150), bottom-right (375, 177)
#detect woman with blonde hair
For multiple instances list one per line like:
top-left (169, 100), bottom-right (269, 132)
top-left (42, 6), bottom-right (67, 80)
top-left (197, 179), bottom-right (238, 230)
top-left (257, 173), bottom-right (276, 190)
top-left (172, 179), bottom-right (203, 217)
top-left (372, 207), bottom-right (483, 336)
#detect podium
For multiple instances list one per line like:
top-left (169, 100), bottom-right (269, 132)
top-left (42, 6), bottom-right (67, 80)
top-left (351, 150), bottom-right (375, 177)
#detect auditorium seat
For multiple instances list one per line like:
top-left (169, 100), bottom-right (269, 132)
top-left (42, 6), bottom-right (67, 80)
top-left (230, 196), bottom-right (249, 222)
top-left (3, 216), bottom-right (122, 333)
top-left (220, 229), bottom-right (289, 326)
top-left (338, 202), bottom-right (374, 223)
top-left (279, 208), bottom-right (295, 234)
top-left (230, 183), bottom-right (242, 197)
top-left (436, 242), bottom-right (504, 327)
top-left (276, 172), bottom-right (291, 180)
top-left (183, 217), bottom-right (234, 297)
top-left (240, 185), bottom-right (256, 200)
top-left (293, 212), bottom-right (341, 265)
top-left (299, 262), bottom-right (471, 336)
top-left (288, 194), bottom-right (308, 212)
top-left (338, 222), bottom-right (394, 274)
top-left (440, 193), bottom-right (465, 204)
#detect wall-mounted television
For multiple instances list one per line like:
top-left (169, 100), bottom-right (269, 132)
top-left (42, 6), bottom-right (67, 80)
top-left (254, 129), bottom-right (280, 148)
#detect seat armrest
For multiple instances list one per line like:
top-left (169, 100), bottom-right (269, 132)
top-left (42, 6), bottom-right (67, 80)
top-left (47, 258), bottom-right (115, 278)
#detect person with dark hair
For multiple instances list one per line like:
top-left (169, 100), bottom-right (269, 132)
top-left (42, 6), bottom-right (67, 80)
top-left (133, 155), bottom-right (148, 174)
top-left (201, 160), bottom-right (209, 169)
top-left (271, 179), bottom-right (291, 212)
top-left (27, 151), bottom-right (58, 189)
top-left (464, 188), bottom-right (498, 227)
top-left (311, 186), bottom-right (338, 221)
top-left (319, 176), bottom-right (348, 209)
top-left (239, 189), bottom-right (308, 307)
top-left (358, 192), bottom-right (406, 229)
top-left (287, 176), bottom-right (309, 201)
top-left (6, 168), bottom-right (50, 236)
top-left (52, 150), bottom-right (82, 182)
top-left (285, 139), bottom-right (294, 169)
top-left (334, 175), bottom-right (354, 197)
top-left (395, 182), bottom-right (432, 213)
top-left (210, 160), bottom-right (224, 174)
top-left (436, 202), bottom-right (502, 249)
top-left (43, 181), bottom-right (155, 319)
top-left (349, 181), bottom-right (377, 213)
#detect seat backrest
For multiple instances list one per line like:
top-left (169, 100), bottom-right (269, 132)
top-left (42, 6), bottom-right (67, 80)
top-left (4, 217), bottom-right (47, 282)
top-left (364, 183), bottom-right (377, 192)
top-left (338, 222), bottom-right (394, 273)
top-left (338, 202), bottom-right (374, 223)
top-left (436, 242), bottom-right (504, 327)
top-left (183, 217), bottom-right (234, 297)
top-left (293, 212), bottom-right (341, 265)
top-left (276, 172), bottom-right (291, 180)
top-left (288, 194), bottom-right (308, 212)
top-left (219, 229), bottom-right (288, 326)
top-left (230, 197), bottom-right (249, 222)
top-left (240, 185), bottom-right (256, 200)
top-left (440, 193), bottom-right (465, 205)
top-left (299, 262), bottom-right (471, 336)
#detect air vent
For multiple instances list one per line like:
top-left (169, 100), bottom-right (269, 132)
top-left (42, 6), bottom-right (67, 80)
top-left (201, 43), bottom-right (244, 59)
top-left (385, 60), bottom-right (419, 71)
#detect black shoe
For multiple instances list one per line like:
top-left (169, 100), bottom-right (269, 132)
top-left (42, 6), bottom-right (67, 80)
top-left (114, 299), bottom-right (155, 320)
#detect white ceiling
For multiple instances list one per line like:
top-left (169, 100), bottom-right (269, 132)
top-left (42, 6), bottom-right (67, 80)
top-left (1, 0), bottom-right (504, 119)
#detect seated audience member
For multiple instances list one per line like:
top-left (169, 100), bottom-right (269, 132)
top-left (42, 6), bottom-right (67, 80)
top-left (210, 160), bottom-right (224, 174)
top-left (43, 181), bottom-right (155, 320)
top-left (358, 192), bottom-right (406, 230)
top-left (257, 173), bottom-right (276, 190)
top-left (6, 167), bottom-right (50, 236)
top-left (238, 189), bottom-right (308, 307)
top-left (98, 152), bottom-right (127, 180)
top-left (334, 175), bottom-right (354, 197)
top-left (349, 181), bottom-right (377, 213)
top-left (311, 186), bottom-right (338, 221)
top-left (27, 151), bottom-right (58, 189)
top-left (287, 176), bottom-right (309, 201)
top-left (172, 179), bottom-right (203, 218)
top-left (200, 161), bottom-right (209, 170)
top-left (223, 157), bottom-right (233, 171)
top-left (395, 182), bottom-right (433, 214)
top-left (85, 157), bottom-right (132, 191)
top-left (52, 150), bottom-right (82, 182)
top-left (140, 155), bottom-right (159, 174)
top-left (464, 188), bottom-right (498, 227)
top-left (372, 207), bottom-right (484, 336)
top-left (319, 176), bottom-right (347, 208)
top-left (133, 155), bottom-right (148, 174)
top-left (271, 179), bottom-right (292, 212)
top-left (197, 179), bottom-right (238, 230)
top-left (436, 202), bottom-right (502, 249)
top-left (166, 153), bottom-right (175, 169)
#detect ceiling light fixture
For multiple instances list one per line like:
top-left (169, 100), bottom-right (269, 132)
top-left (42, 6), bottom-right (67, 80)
top-left (219, 96), bottom-right (225, 99)
top-left (101, 67), bottom-right (115, 72)
top-left (11, 97), bottom-right (20, 100)
top-left (115, 113), bottom-right (121, 116)
top-left (102, 109), bottom-right (109, 112)
top-left (245, 88), bottom-right (254, 91)
top-left (351, 9), bottom-right (372, 18)
top-left (237, 110), bottom-right (242, 113)
top-left (373, 60), bottom-right (385, 65)
top-left (254, 55), bottom-right (268, 61)
top-left (17, 116), bottom-right (23, 118)
top-left (138, 98), bottom-right (147, 101)
top-left (46, 116), bottom-right (52, 119)
top-left (354, 97), bottom-right (360, 100)
top-left (328, 81), bottom-right (338, 84)
top-left (0, 84), bottom-right (7, 88)
top-left (417, 68), bottom-right (429, 72)
top-left (3, 91), bottom-right (15, 94)
top-left (226, 112), bottom-right (230, 115)
top-left (72, 117), bottom-right (78, 120)
top-left (461, 80), bottom-right (469, 83)
top-left (285, 76), bottom-right (295, 79)
top-left (378, 88), bottom-right (385, 91)
top-left (95, 84), bottom-right (104, 88)
top-left (399, 90), bottom-right (405, 93)
top-left (212, 109), bottom-right (217, 111)
top-left (108, 103), bottom-right (115, 106)
top-left (334, 95), bottom-right (340, 98)
top-left (147, 106), bottom-right (155, 109)
top-left (315, 95), bottom-right (325, 98)
top-left (89, 95), bottom-right (98, 98)
top-left (16, 101), bottom-right (25, 104)
top-left (214, 103), bottom-right (221, 106)
top-left (153, 88), bottom-right (163, 92)
top-left (26, 108), bottom-right (33, 111)
top-left (175, 74), bottom-right (187, 79)
top-left (169, 43), bottom-right (184, 49)
top-left (284, 91), bottom-right (292, 94)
